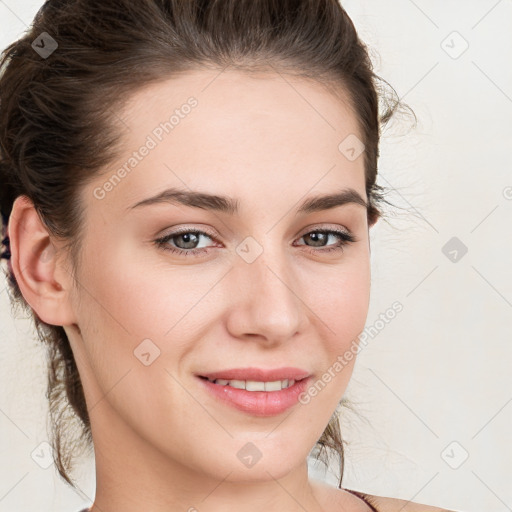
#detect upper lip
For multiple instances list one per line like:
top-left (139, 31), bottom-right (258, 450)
top-left (198, 367), bottom-right (311, 382)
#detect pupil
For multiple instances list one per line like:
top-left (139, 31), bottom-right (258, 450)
top-left (178, 233), bottom-right (198, 249)
top-left (307, 232), bottom-right (326, 247)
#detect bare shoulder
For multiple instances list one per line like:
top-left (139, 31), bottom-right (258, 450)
top-left (346, 489), bottom-right (459, 512)
top-left (310, 481), bottom-right (459, 512)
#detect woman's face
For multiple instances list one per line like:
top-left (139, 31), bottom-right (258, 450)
top-left (67, 69), bottom-right (373, 485)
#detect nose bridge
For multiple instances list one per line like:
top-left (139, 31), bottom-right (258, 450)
top-left (227, 238), bottom-right (306, 341)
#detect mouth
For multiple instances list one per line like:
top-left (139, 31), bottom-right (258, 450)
top-left (197, 375), bottom-right (306, 392)
top-left (195, 370), bottom-right (313, 416)
top-left (197, 366), bottom-right (311, 383)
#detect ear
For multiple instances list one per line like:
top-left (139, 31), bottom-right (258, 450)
top-left (7, 195), bottom-right (78, 327)
top-left (368, 210), bottom-right (380, 229)
top-left (367, 212), bottom-right (380, 254)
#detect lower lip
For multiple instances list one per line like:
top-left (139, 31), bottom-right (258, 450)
top-left (197, 376), bottom-right (311, 417)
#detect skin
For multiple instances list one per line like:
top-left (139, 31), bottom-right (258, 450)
top-left (8, 68), bottom-right (380, 512)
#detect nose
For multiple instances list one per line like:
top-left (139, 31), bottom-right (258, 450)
top-left (225, 248), bottom-right (309, 346)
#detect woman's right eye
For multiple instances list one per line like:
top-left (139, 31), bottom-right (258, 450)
top-left (154, 229), bottom-right (218, 257)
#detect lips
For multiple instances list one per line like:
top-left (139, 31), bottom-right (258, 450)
top-left (197, 373), bottom-right (313, 416)
top-left (198, 367), bottom-right (311, 382)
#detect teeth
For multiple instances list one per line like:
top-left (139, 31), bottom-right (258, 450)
top-left (246, 380), bottom-right (265, 391)
top-left (263, 380), bottom-right (282, 391)
top-left (207, 378), bottom-right (296, 391)
top-left (227, 379), bottom-right (245, 390)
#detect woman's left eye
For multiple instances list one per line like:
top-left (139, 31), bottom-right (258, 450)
top-left (154, 228), bottom-right (357, 257)
top-left (295, 229), bottom-right (357, 253)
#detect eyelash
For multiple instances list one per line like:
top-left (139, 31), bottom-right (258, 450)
top-left (154, 227), bottom-right (357, 258)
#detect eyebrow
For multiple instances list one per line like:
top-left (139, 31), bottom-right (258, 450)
top-left (127, 186), bottom-right (368, 215)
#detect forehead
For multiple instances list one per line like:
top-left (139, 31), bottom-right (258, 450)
top-left (89, 68), bottom-right (366, 213)
top-left (120, 68), bottom-right (361, 147)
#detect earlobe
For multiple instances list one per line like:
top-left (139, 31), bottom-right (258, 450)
top-left (7, 195), bottom-right (77, 327)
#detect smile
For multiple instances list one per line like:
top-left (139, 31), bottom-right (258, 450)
top-left (201, 376), bottom-right (297, 391)
top-left (197, 375), bottom-right (312, 416)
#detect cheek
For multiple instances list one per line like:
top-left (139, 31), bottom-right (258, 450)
top-left (298, 259), bottom-right (370, 403)
top-left (74, 262), bottom-right (197, 446)
top-left (79, 243), bottom-right (199, 339)
top-left (298, 255), bottom-right (371, 342)
top-left (74, 247), bottom-right (223, 406)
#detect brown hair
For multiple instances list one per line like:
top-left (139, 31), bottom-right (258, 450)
top-left (0, 0), bottom-right (414, 488)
